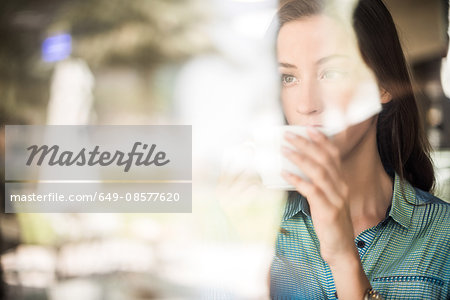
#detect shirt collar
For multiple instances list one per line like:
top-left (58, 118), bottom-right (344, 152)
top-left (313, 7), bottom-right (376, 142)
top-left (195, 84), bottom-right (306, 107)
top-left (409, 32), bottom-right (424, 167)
top-left (282, 172), bottom-right (417, 229)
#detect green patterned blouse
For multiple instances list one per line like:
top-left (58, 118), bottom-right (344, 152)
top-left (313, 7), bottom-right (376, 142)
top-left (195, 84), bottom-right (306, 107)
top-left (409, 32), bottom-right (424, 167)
top-left (270, 172), bottom-right (450, 299)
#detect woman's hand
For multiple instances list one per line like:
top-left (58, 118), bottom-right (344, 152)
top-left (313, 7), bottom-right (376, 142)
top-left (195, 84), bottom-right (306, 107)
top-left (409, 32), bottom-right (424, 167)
top-left (281, 128), bottom-right (372, 299)
top-left (280, 127), bottom-right (356, 266)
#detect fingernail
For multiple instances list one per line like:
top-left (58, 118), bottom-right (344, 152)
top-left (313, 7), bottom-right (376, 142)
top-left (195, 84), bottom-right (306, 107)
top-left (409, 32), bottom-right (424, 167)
top-left (281, 146), bottom-right (292, 154)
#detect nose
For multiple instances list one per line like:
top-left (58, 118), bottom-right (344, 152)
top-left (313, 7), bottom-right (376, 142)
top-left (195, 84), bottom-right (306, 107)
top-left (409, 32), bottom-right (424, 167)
top-left (295, 79), bottom-right (323, 115)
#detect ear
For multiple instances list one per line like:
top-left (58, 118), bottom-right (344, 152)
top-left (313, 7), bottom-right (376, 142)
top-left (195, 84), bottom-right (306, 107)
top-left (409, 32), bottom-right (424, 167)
top-left (380, 88), bottom-right (392, 104)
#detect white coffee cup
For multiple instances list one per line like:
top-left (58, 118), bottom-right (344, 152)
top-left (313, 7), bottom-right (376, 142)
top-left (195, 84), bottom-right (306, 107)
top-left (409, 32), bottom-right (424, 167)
top-left (255, 125), bottom-right (337, 190)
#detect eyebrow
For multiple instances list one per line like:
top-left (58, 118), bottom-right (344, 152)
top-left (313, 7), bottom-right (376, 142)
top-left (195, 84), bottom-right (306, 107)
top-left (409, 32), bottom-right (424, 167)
top-left (278, 54), bottom-right (349, 69)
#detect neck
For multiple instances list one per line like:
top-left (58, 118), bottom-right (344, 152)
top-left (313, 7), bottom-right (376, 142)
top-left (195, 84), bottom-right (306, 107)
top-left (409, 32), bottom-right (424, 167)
top-left (340, 123), bottom-right (393, 235)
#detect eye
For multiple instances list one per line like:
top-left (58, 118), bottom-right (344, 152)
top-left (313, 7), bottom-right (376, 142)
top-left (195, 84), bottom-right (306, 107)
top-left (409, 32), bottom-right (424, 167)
top-left (320, 69), bottom-right (348, 80)
top-left (281, 74), bottom-right (299, 87)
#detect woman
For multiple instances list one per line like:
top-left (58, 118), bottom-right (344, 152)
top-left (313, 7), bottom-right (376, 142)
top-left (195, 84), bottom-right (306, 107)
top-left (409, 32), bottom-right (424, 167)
top-left (270, 0), bottom-right (450, 299)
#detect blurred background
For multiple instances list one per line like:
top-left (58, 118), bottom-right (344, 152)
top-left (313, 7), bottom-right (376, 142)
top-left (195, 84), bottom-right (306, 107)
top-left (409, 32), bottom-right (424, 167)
top-left (0, 0), bottom-right (449, 299)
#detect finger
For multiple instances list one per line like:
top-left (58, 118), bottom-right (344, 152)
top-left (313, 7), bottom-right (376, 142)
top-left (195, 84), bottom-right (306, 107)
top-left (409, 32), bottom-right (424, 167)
top-left (284, 133), bottom-right (341, 185)
top-left (302, 129), bottom-right (347, 198)
top-left (282, 147), bottom-right (344, 203)
top-left (281, 170), bottom-right (330, 207)
top-left (306, 127), bottom-right (341, 164)
top-left (284, 131), bottom-right (340, 171)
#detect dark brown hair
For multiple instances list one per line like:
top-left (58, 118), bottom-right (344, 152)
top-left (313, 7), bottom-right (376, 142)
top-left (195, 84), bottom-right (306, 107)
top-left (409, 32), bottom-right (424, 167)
top-left (278, 0), bottom-right (435, 192)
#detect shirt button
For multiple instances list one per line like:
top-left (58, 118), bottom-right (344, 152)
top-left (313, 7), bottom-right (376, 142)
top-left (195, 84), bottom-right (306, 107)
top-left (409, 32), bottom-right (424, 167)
top-left (357, 240), bottom-right (366, 248)
top-left (280, 227), bottom-right (289, 235)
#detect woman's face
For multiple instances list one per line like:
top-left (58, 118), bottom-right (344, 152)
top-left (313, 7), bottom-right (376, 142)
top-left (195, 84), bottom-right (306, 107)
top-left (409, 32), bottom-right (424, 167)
top-left (277, 14), bottom-right (380, 158)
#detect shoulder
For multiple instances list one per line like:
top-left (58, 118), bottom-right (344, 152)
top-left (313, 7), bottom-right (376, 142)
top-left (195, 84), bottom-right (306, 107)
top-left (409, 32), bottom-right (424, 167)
top-left (411, 186), bottom-right (450, 231)
top-left (414, 186), bottom-right (450, 207)
top-left (414, 186), bottom-right (449, 204)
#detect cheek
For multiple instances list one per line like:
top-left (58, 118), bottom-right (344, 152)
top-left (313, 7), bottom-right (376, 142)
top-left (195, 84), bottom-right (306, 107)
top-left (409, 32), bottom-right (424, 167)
top-left (319, 79), bottom-right (356, 111)
top-left (281, 80), bottom-right (358, 113)
top-left (281, 90), bottom-right (297, 122)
